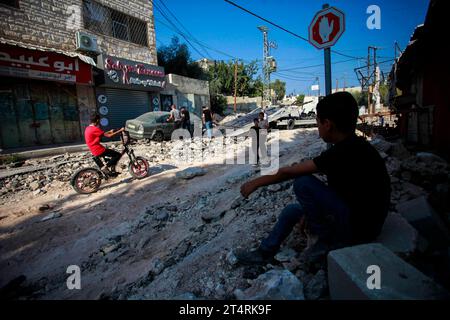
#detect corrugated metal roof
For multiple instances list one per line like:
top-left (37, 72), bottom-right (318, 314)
top-left (0, 37), bottom-right (97, 66)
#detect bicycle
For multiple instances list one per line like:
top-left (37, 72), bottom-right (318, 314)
top-left (71, 130), bottom-right (149, 194)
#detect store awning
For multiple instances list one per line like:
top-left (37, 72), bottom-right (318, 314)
top-left (0, 37), bottom-right (96, 67)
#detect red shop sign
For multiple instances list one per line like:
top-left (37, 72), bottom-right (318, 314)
top-left (0, 44), bottom-right (93, 84)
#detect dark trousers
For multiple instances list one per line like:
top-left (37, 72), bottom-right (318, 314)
top-left (98, 148), bottom-right (121, 170)
top-left (260, 175), bottom-right (351, 254)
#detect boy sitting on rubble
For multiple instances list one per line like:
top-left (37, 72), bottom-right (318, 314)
top-left (236, 92), bottom-right (391, 265)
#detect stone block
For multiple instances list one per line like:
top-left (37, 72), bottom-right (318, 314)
top-left (327, 243), bottom-right (449, 299)
top-left (396, 196), bottom-right (449, 245)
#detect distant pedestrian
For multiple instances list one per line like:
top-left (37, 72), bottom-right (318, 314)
top-left (167, 104), bottom-right (182, 129)
top-left (180, 107), bottom-right (191, 135)
top-left (258, 112), bottom-right (269, 164)
top-left (202, 106), bottom-right (214, 139)
top-left (251, 118), bottom-right (260, 166)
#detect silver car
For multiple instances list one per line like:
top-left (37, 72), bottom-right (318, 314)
top-left (125, 111), bottom-right (201, 142)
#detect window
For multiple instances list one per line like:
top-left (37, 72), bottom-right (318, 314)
top-left (0, 0), bottom-right (19, 8)
top-left (83, 0), bottom-right (148, 47)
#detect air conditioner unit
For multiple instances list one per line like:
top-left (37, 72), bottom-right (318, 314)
top-left (75, 31), bottom-right (99, 53)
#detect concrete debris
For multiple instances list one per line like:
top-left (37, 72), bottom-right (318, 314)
top-left (176, 167), bottom-right (207, 180)
top-left (396, 196), bottom-right (449, 245)
top-left (375, 212), bottom-right (418, 255)
top-left (274, 248), bottom-right (297, 262)
top-left (327, 243), bottom-right (450, 299)
top-left (40, 211), bottom-right (62, 222)
top-left (304, 269), bottom-right (328, 300)
top-left (234, 269), bottom-right (305, 300)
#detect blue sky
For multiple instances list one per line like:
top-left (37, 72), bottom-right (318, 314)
top-left (153, 0), bottom-right (430, 95)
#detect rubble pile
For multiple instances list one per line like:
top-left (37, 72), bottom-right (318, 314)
top-left (0, 135), bottom-right (255, 202)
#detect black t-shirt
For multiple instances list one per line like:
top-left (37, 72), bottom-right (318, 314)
top-left (203, 109), bottom-right (212, 122)
top-left (181, 109), bottom-right (190, 122)
top-left (313, 134), bottom-right (391, 243)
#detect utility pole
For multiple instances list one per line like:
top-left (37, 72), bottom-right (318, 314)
top-left (336, 78), bottom-right (339, 92)
top-left (258, 25), bottom-right (277, 108)
top-left (234, 59), bottom-right (238, 113)
top-left (323, 3), bottom-right (332, 96)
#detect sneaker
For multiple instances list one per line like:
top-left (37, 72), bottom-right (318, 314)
top-left (235, 248), bottom-right (275, 266)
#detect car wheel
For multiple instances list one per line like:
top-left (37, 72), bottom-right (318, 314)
top-left (153, 131), bottom-right (164, 142)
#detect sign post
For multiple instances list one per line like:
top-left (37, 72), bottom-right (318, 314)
top-left (308, 4), bottom-right (345, 96)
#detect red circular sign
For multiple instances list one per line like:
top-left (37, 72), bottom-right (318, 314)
top-left (308, 7), bottom-right (345, 49)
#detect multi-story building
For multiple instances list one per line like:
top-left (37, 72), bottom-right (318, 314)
top-left (0, 0), bottom-right (164, 149)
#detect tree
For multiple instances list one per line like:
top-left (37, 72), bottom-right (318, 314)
top-left (295, 94), bottom-right (305, 105)
top-left (207, 60), bottom-right (261, 97)
top-left (351, 91), bottom-right (368, 107)
top-left (157, 36), bottom-right (206, 80)
top-left (271, 79), bottom-right (286, 101)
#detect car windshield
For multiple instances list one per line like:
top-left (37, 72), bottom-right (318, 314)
top-left (135, 113), bottom-right (160, 123)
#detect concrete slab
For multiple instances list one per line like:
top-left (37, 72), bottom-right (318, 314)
top-left (396, 196), bottom-right (449, 245)
top-left (327, 243), bottom-right (449, 300)
top-left (375, 213), bottom-right (418, 255)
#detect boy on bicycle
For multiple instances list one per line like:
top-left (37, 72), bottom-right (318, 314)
top-left (85, 113), bottom-right (124, 176)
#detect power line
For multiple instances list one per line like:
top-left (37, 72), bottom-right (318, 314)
top-left (224, 0), bottom-right (366, 60)
top-left (155, 0), bottom-right (213, 59)
top-left (152, 0), bottom-right (208, 59)
top-left (277, 58), bottom-right (359, 72)
top-left (155, 17), bottom-right (240, 60)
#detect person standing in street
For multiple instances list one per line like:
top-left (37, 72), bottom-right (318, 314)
top-left (180, 107), bottom-right (191, 135)
top-left (258, 111), bottom-right (269, 165)
top-left (202, 105), bottom-right (214, 139)
top-left (167, 104), bottom-right (182, 129)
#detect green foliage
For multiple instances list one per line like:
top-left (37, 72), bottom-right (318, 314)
top-left (157, 37), bottom-right (207, 80)
top-left (351, 91), bottom-right (368, 107)
top-left (295, 94), bottom-right (305, 105)
top-left (208, 60), bottom-right (262, 97)
top-left (271, 79), bottom-right (286, 101)
top-left (210, 94), bottom-right (227, 115)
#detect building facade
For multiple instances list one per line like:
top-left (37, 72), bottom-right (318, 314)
top-left (0, 0), bottom-right (161, 149)
top-left (159, 73), bottom-right (210, 117)
top-left (392, 0), bottom-right (450, 158)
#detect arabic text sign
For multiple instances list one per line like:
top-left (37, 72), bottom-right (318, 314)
top-left (0, 44), bottom-right (92, 84)
top-left (100, 55), bottom-right (165, 90)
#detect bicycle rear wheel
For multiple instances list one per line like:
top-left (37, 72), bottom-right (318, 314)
top-left (71, 167), bottom-right (102, 194)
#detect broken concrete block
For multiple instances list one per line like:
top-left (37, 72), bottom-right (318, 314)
top-left (267, 184), bottom-right (282, 192)
top-left (234, 269), bottom-right (304, 300)
top-left (274, 248), bottom-right (297, 262)
top-left (327, 243), bottom-right (449, 300)
top-left (201, 210), bottom-right (225, 223)
top-left (375, 213), bottom-right (418, 255)
top-left (396, 196), bottom-right (449, 245)
top-left (40, 211), bottom-right (62, 222)
top-left (175, 167), bottom-right (207, 179)
top-left (370, 138), bottom-right (392, 153)
top-left (304, 269), bottom-right (328, 300)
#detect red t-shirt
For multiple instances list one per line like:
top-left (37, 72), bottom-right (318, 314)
top-left (85, 125), bottom-right (106, 156)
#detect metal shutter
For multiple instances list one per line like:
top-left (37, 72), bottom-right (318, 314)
top-left (104, 88), bottom-right (149, 131)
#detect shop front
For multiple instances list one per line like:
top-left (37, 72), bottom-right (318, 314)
top-left (94, 55), bottom-right (165, 132)
top-left (0, 43), bottom-right (94, 150)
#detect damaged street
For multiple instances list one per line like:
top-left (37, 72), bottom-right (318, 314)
top-left (1, 126), bottom-right (449, 300)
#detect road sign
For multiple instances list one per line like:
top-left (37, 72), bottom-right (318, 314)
top-left (308, 6), bottom-right (345, 49)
